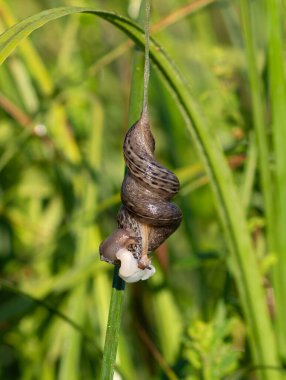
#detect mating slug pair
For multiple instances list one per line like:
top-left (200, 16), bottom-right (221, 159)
top-left (99, 1), bottom-right (181, 282)
top-left (99, 110), bottom-right (182, 282)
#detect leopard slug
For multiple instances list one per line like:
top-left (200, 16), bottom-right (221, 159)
top-left (119, 110), bottom-right (182, 264)
top-left (99, 0), bottom-right (182, 282)
top-left (99, 110), bottom-right (182, 279)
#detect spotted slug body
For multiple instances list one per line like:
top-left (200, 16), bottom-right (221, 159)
top-left (100, 112), bottom-right (182, 272)
top-left (99, 1), bottom-right (181, 281)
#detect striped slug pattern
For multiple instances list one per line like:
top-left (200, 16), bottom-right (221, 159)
top-left (117, 113), bottom-right (182, 258)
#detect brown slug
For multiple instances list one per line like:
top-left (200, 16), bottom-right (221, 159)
top-left (99, 110), bottom-right (182, 279)
top-left (99, 1), bottom-right (182, 282)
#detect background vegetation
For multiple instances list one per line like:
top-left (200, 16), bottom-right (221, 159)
top-left (0, 0), bottom-right (285, 379)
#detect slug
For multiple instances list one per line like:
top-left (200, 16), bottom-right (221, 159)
top-left (99, 110), bottom-right (182, 281)
top-left (99, 1), bottom-right (182, 282)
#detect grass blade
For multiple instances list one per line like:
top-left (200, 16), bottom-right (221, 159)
top-left (239, 0), bottom-right (275, 262)
top-left (266, 0), bottom-right (286, 361)
top-left (0, 0), bottom-right (53, 95)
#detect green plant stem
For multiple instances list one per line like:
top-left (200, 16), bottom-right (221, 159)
top-left (239, 4), bottom-right (282, 373)
top-left (266, 0), bottom-right (286, 362)
top-left (241, 134), bottom-right (257, 210)
top-left (128, 1), bottom-right (149, 125)
top-left (101, 267), bottom-right (125, 380)
top-left (239, 0), bottom-right (275, 244)
top-left (101, 3), bottom-right (148, 379)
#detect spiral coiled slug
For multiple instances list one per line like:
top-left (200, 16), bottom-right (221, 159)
top-left (99, 111), bottom-right (182, 282)
top-left (99, 1), bottom-right (181, 282)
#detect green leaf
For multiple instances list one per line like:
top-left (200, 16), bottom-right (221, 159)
top-left (266, 0), bottom-right (286, 361)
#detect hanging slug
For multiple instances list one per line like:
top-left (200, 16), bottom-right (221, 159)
top-left (99, 110), bottom-right (182, 282)
top-left (99, 1), bottom-right (182, 282)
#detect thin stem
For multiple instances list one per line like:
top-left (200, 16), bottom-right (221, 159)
top-left (266, 0), bottom-right (286, 361)
top-left (239, 0), bottom-right (275, 249)
top-left (0, 92), bottom-right (32, 127)
top-left (100, 2), bottom-right (150, 379)
top-left (100, 267), bottom-right (125, 380)
top-left (142, 0), bottom-right (150, 119)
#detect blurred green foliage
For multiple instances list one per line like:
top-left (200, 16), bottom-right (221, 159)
top-left (0, 0), bottom-right (284, 379)
top-left (182, 305), bottom-right (242, 380)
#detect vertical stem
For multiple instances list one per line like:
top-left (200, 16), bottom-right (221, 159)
top-left (100, 267), bottom-right (125, 380)
top-left (100, 2), bottom-right (150, 379)
top-left (142, 0), bottom-right (151, 118)
top-left (239, 0), bottom-right (276, 250)
top-left (235, 1), bottom-right (283, 377)
top-left (266, 0), bottom-right (286, 361)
